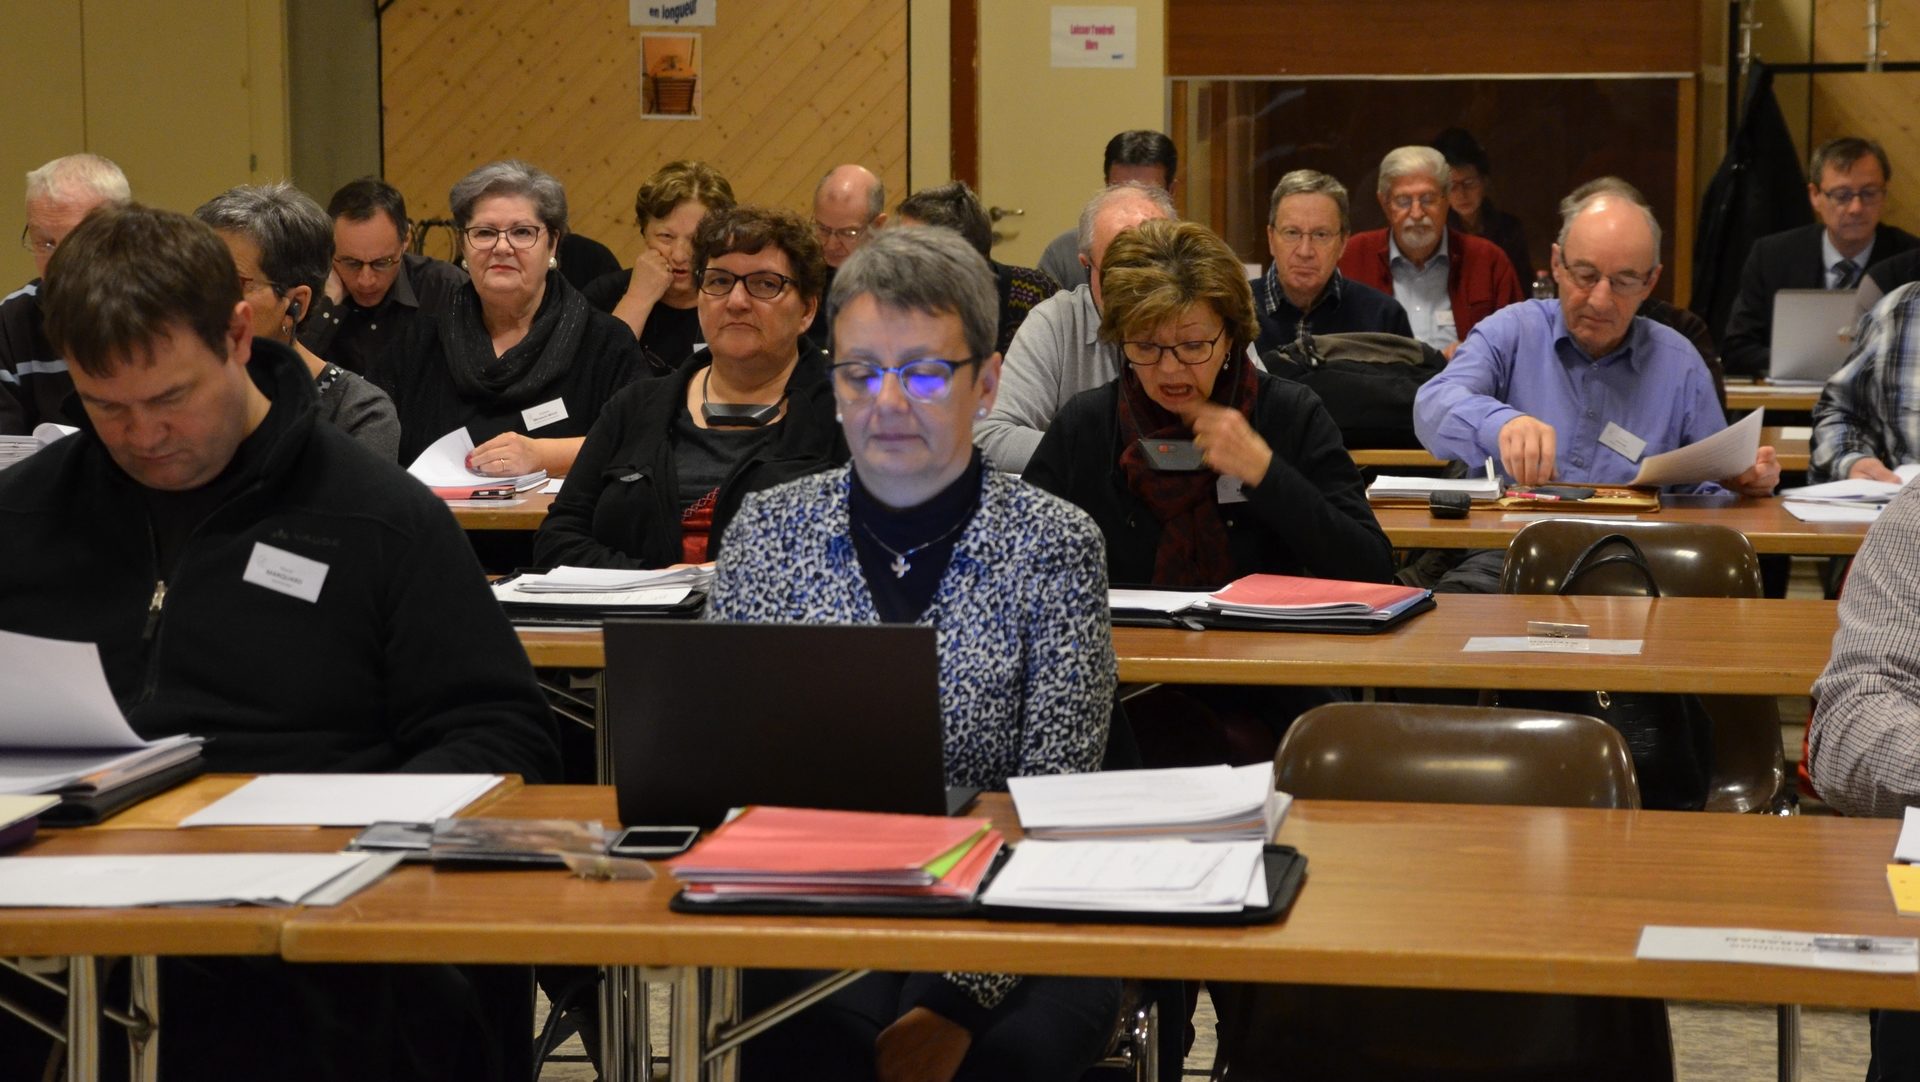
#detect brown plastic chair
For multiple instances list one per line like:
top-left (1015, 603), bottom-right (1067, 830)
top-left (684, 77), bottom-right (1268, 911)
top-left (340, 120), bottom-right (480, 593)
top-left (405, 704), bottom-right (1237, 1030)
top-left (1498, 519), bottom-right (1788, 815)
top-left (1206, 703), bottom-right (1672, 1082)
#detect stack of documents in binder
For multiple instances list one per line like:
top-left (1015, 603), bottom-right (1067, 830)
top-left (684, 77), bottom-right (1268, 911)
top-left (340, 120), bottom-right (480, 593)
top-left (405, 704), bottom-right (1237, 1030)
top-left (1780, 469), bottom-right (1920, 523)
top-left (406, 428), bottom-right (547, 498)
top-left (0, 424), bottom-right (78, 471)
top-left (0, 852), bottom-right (401, 908)
top-left (1008, 762), bottom-right (1290, 841)
top-left (1110, 573), bottom-right (1433, 631)
top-left (492, 564), bottom-right (709, 620)
top-left (980, 837), bottom-right (1268, 914)
top-left (0, 629), bottom-right (205, 820)
top-left (510, 565), bottom-right (713, 593)
top-left (671, 806), bottom-right (1004, 905)
top-left (1366, 457), bottom-right (1500, 503)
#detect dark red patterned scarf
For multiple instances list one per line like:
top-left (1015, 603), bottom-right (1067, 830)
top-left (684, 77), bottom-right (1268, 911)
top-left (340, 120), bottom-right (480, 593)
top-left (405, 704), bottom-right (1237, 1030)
top-left (1116, 346), bottom-right (1260, 588)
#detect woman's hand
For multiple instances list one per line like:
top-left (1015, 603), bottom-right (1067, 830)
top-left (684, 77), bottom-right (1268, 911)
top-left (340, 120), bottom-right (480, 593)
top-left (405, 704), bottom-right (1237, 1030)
top-left (1187, 402), bottom-right (1274, 489)
top-left (874, 1007), bottom-right (970, 1082)
top-left (467, 432), bottom-right (544, 477)
top-left (626, 249), bottom-right (675, 308)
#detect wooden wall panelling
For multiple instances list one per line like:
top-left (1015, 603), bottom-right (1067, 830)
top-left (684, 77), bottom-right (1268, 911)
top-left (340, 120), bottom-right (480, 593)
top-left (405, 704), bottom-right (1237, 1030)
top-left (1808, 0), bottom-right (1920, 237)
top-left (381, 1), bottom-right (908, 263)
top-left (1167, 0), bottom-right (1699, 77)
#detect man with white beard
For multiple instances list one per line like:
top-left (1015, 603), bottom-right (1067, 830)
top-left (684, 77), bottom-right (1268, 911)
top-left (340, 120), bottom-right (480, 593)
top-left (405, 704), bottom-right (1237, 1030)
top-left (1338, 145), bottom-right (1523, 357)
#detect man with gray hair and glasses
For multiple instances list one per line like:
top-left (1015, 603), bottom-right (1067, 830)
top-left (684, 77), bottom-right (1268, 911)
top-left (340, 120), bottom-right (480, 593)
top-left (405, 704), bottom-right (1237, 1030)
top-left (1254, 168), bottom-right (1411, 352)
top-left (1340, 144), bottom-right (1522, 357)
top-left (0, 153), bottom-right (130, 433)
top-left (974, 180), bottom-right (1177, 472)
top-left (807, 163), bottom-right (888, 346)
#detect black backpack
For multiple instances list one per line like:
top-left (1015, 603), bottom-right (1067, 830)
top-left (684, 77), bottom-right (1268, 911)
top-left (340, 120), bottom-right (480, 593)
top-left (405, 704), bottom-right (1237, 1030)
top-left (1263, 331), bottom-right (1444, 449)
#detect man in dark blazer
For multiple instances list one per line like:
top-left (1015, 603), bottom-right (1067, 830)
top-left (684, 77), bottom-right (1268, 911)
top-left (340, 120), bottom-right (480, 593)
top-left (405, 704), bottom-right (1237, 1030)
top-left (1721, 137), bottom-right (1919, 378)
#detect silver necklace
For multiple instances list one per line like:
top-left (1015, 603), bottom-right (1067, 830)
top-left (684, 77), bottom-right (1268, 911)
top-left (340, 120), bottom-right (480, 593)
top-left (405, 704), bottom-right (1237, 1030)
top-left (857, 517), bottom-right (970, 579)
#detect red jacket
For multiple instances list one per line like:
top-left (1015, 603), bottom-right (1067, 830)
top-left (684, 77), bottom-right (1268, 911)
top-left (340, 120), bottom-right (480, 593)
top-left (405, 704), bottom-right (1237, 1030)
top-left (1338, 227), bottom-right (1524, 343)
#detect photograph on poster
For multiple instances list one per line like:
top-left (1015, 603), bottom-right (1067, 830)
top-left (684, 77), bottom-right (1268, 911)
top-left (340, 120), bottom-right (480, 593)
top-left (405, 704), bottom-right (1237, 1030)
top-left (641, 33), bottom-right (701, 119)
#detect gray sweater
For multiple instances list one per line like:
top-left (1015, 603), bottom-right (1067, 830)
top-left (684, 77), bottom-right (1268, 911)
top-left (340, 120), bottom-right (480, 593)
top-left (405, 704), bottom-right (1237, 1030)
top-left (315, 363), bottom-right (401, 462)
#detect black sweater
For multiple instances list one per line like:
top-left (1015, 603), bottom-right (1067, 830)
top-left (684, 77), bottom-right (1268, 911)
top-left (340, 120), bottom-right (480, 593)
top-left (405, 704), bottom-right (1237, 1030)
top-left (0, 339), bottom-right (559, 779)
top-left (369, 281), bottom-right (648, 465)
top-left (532, 346), bottom-right (849, 569)
top-left (1023, 373), bottom-right (1394, 587)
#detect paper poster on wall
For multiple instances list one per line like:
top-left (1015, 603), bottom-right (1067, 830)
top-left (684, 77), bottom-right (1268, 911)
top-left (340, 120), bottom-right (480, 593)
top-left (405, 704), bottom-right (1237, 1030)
top-left (641, 34), bottom-right (702, 120)
top-left (630, 0), bottom-right (716, 27)
top-left (1050, 6), bottom-right (1137, 68)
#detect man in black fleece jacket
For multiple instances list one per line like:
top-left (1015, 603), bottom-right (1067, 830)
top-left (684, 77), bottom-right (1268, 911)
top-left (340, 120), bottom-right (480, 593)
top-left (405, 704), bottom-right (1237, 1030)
top-left (0, 204), bottom-right (559, 1080)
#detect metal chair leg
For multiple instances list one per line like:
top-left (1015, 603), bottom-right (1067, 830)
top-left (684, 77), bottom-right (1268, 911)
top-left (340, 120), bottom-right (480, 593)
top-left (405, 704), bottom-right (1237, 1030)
top-left (62, 957), bottom-right (97, 1082)
top-left (1777, 1002), bottom-right (1801, 1082)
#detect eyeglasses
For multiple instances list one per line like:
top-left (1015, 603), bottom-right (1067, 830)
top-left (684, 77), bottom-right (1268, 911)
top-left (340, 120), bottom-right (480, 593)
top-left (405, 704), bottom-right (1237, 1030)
top-left (237, 273), bottom-right (285, 296)
top-left (1121, 327), bottom-right (1226, 368)
top-left (1556, 254), bottom-right (1654, 296)
top-left (18, 228), bottom-right (55, 258)
top-left (1819, 185), bottom-right (1886, 207)
top-left (698, 268), bottom-right (798, 300)
top-left (830, 358), bottom-right (982, 403)
top-left (1448, 177), bottom-right (1483, 194)
top-left (334, 254), bottom-right (404, 274)
top-left (1389, 193), bottom-right (1445, 212)
top-left (462, 224), bottom-right (546, 250)
top-left (813, 221), bottom-right (869, 243)
top-left (1274, 227), bottom-right (1341, 248)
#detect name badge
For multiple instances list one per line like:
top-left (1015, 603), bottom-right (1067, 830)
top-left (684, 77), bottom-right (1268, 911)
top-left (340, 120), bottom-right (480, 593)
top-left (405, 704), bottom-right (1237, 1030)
top-left (243, 542), bottom-right (329, 604)
top-left (1434, 306), bottom-right (1457, 335)
top-left (1599, 421), bottom-right (1647, 463)
top-left (521, 397), bottom-right (569, 431)
top-left (1216, 475), bottom-right (1248, 505)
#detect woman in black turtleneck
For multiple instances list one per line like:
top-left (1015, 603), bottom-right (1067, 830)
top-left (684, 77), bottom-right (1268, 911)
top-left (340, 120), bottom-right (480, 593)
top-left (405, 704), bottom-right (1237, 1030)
top-left (708, 227), bottom-right (1121, 1082)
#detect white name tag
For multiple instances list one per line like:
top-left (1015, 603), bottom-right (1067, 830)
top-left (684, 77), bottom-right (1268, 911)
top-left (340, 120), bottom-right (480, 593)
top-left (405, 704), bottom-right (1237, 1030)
top-left (521, 397), bottom-right (569, 431)
top-left (1216, 475), bottom-right (1248, 505)
top-left (1599, 421), bottom-right (1647, 463)
top-left (242, 542), bottom-right (329, 604)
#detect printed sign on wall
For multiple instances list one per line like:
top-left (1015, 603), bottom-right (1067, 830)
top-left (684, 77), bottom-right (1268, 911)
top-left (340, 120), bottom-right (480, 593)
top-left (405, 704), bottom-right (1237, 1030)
top-left (631, 0), bottom-right (716, 26)
top-left (1050, 6), bottom-right (1137, 68)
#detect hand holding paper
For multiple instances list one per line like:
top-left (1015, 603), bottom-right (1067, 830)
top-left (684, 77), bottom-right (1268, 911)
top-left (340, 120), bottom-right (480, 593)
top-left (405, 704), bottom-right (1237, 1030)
top-left (1628, 409), bottom-right (1767, 488)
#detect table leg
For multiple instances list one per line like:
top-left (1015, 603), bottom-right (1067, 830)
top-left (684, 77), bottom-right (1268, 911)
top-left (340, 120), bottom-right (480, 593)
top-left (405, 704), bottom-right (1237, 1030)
top-left (1777, 1003), bottom-right (1801, 1082)
top-left (707, 967), bottom-right (740, 1082)
top-left (63, 957), bottom-right (97, 1082)
top-left (126, 956), bottom-right (158, 1082)
top-left (668, 967), bottom-right (701, 1082)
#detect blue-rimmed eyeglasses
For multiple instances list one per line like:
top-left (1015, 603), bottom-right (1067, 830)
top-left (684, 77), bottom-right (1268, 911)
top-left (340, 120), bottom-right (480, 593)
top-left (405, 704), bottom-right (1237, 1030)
top-left (830, 357), bottom-right (983, 403)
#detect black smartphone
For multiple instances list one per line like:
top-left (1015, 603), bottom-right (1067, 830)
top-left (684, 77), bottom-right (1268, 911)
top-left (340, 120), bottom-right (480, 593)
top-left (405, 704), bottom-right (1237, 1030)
top-left (1135, 437), bottom-right (1206, 471)
top-left (608, 825), bottom-right (701, 858)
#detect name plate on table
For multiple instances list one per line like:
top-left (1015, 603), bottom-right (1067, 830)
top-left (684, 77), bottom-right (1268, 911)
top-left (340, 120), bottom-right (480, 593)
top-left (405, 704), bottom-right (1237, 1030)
top-left (1636, 926), bottom-right (1919, 974)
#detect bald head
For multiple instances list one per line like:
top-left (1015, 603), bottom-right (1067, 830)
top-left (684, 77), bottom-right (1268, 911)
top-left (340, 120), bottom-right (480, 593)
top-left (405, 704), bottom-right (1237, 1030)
top-left (1081, 184), bottom-right (1176, 309)
top-left (813, 164), bottom-right (887, 267)
top-left (1552, 193), bottom-right (1663, 358)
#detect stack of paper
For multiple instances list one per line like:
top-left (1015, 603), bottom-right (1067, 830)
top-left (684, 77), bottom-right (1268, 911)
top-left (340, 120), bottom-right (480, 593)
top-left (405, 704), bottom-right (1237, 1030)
top-left (492, 579), bottom-right (693, 610)
top-left (406, 428), bottom-right (548, 498)
top-left (0, 424), bottom-right (78, 472)
top-left (0, 852), bottom-right (401, 908)
top-left (980, 838), bottom-right (1267, 914)
top-left (178, 773), bottom-right (502, 827)
top-left (1111, 574), bottom-right (1433, 631)
top-left (1781, 467), bottom-right (1920, 523)
top-left (671, 806), bottom-right (1004, 905)
top-left (1009, 762), bottom-right (1291, 842)
top-left (1366, 471), bottom-right (1501, 502)
top-left (0, 629), bottom-right (205, 804)
top-left (510, 565), bottom-right (714, 593)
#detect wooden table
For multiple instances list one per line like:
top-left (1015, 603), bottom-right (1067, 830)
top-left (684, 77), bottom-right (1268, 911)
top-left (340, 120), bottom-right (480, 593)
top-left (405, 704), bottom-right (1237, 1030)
top-left (520, 594), bottom-right (1838, 696)
top-left (275, 786), bottom-right (1920, 1082)
top-left (452, 492), bottom-right (555, 531)
top-left (1352, 426), bottom-right (1810, 473)
top-left (1726, 382), bottom-right (1821, 414)
top-left (1374, 496), bottom-right (1867, 556)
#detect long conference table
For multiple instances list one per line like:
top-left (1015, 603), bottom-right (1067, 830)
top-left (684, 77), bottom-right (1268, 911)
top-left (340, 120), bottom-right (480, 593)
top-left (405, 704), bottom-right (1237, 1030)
top-left (1353, 425), bottom-right (1812, 472)
top-left (458, 492), bottom-right (1871, 556)
top-left (12, 782), bottom-right (1917, 1082)
top-left (519, 594), bottom-right (1839, 697)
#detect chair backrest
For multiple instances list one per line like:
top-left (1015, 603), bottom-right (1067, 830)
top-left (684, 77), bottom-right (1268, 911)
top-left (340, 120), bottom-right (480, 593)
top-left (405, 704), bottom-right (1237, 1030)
top-left (1275, 702), bottom-right (1641, 810)
top-left (1500, 519), bottom-right (1761, 598)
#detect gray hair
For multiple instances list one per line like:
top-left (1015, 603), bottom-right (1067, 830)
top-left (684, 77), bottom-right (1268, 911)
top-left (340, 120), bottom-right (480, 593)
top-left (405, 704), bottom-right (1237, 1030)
top-left (830, 226), bottom-right (999, 361)
top-left (815, 167), bottom-right (886, 222)
top-left (25, 154), bottom-right (130, 207)
top-left (1075, 181), bottom-right (1177, 257)
top-left (449, 159), bottom-right (568, 236)
top-left (193, 181), bottom-right (333, 307)
top-left (1376, 145), bottom-right (1449, 197)
top-left (1555, 180), bottom-right (1663, 260)
top-left (1268, 169), bottom-right (1351, 234)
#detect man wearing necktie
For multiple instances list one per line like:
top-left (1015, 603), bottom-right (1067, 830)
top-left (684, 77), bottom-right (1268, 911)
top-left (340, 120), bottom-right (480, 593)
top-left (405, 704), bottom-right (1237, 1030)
top-left (1722, 136), bottom-right (1919, 378)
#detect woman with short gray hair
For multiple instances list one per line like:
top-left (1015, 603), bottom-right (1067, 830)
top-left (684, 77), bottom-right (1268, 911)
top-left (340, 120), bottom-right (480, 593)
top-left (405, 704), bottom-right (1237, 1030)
top-left (195, 182), bottom-right (402, 460)
top-left (369, 159), bottom-right (645, 472)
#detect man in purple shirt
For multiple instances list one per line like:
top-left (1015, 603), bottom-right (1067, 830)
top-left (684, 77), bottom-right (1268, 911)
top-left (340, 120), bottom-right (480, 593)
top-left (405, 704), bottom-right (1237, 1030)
top-left (1416, 189), bottom-right (1778, 494)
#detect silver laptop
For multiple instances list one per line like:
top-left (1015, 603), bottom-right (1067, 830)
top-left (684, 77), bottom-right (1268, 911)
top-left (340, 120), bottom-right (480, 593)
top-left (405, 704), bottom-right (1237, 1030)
top-left (1768, 289), bottom-right (1860, 384)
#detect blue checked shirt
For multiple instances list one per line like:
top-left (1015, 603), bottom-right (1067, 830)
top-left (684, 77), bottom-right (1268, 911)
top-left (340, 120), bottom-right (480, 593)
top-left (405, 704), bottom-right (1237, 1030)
top-left (1811, 282), bottom-right (1920, 483)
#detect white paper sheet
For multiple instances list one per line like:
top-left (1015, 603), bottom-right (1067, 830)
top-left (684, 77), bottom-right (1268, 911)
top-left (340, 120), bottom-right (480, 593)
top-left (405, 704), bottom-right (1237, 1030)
top-left (1629, 408), bottom-right (1764, 486)
top-left (514, 565), bottom-right (712, 593)
top-left (1010, 763), bottom-right (1276, 831)
top-left (406, 428), bottom-right (546, 490)
top-left (1783, 501), bottom-right (1883, 524)
top-left (1107, 589), bottom-right (1210, 614)
top-left (1635, 925), bottom-right (1919, 974)
top-left (1367, 458), bottom-right (1500, 501)
top-left (981, 839), bottom-right (1264, 913)
top-left (1499, 513), bottom-right (1642, 524)
top-left (1462, 636), bottom-right (1645, 655)
top-left (179, 774), bottom-right (502, 827)
top-left (1894, 807), bottom-right (1920, 864)
top-left (492, 582), bottom-right (693, 608)
top-left (0, 852), bottom-right (398, 908)
top-left (1779, 426), bottom-right (1813, 440)
top-left (0, 629), bottom-right (154, 750)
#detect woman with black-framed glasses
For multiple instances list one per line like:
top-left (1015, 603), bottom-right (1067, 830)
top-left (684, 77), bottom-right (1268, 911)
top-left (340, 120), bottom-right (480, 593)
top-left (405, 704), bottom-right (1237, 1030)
top-left (368, 159), bottom-right (646, 473)
top-left (533, 205), bottom-right (847, 568)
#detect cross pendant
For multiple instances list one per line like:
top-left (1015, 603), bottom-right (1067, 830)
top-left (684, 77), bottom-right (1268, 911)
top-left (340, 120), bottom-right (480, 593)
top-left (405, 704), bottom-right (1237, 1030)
top-left (890, 555), bottom-right (910, 579)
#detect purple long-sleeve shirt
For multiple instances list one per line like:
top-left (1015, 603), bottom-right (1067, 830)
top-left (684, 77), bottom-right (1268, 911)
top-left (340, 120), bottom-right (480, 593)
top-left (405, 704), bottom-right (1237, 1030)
top-left (1414, 299), bottom-right (1727, 491)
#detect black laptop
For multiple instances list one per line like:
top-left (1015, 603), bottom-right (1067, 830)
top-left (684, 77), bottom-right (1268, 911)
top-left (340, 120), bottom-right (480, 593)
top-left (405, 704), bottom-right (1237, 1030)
top-left (603, 620), bottom-right (959, 827)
